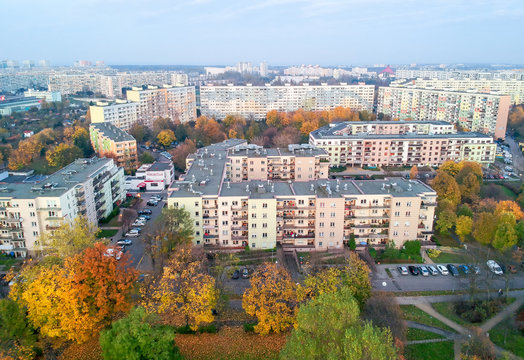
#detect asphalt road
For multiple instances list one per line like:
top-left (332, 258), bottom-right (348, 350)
top-left (372, 263), bottom-right (524, 292)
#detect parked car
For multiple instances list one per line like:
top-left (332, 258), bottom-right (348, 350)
top-left (418, 266), bottom-right (430, 277)
top-left (447, 264), bottom-right (459, 276)
top-left (138, 215), bottom-right (151, 221)
top-left (397, 266), bottom-right (409, 276)
top-left (487, 260), bottom-right (503, 275)
top-left (147, 201), bottom-right (158, 206)
top-left (436, 264), bottom-right (449, 275)
top-left (427, 265), bottom-right (439, 276)
top-left (231, 270), bottom-right (240, 280)
top-left (125, 230), bottom-right (140, 237)
top-left (151, 195), bottom-right (163, 201)
top-left (468, 264), bottom-right (481, 275)
top-left (132, 221), bottom-right (146, 227)
top-left (242, 268), bottom-right (249, 278)
top-left (408, 266), bottom-right (419, 276)
top-left (458, 265), bottom-right (470, 275)
top-left (138, 209), bottom-right (152, 215)
top-left (116, 239), bottom-right (133, 246)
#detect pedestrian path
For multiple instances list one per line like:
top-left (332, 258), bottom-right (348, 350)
top-left (481, 296), bottom-right (524, 332)
top-left (415, 303), bottom-right (469, 334)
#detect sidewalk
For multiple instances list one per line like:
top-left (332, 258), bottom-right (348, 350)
top-left (396, 290), bottom-right (524, 305)
top-left (481, 296), bottom-right (524, 332)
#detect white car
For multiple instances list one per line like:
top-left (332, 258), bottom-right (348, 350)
top-left (487, 260), bottom-right (503, 275)
top-left (436, 264), bottom-right (449, 275)
top-left (125, 230), bottom-right (140, 237)
top-left (427, 265), bottom-right (439, 276)
top-left (132, 221), bottom-right (146, 227)
top-left (116, 239), bottom-right (133, 246)
top-left (418, 266), bottom-right (430, 277)
top-left (104, 248), bottom-right (122, 260)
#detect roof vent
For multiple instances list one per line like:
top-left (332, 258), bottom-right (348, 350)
top-left (310, 184), bottom-right (314, 192)
top-left (227, 181), bottom-right (230, 189)
top-left (245, 185), bottom-right (250, 193)
top-left (344, 183), bottom-right (348, 191)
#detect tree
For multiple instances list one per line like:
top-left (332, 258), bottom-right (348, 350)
top-left (169, 138), bottom-right (196, 171)
top-left (409, 165), bottom-right (418, 179)
top-left (0, 299), bottom-right (36, 360)
top-left (129, 123), bottom-right (151, 143)
top-left (280, 287), bottom-right (397, 360)
top-left (40, 216), bottom-right (100, 258)
top-left (363, 292), bottom-right (406, 343)
top-left (140, 152), bottom-right (155, 164)
top-left (46, 143), bottom-right (83, 168)
top-left (157, 129), bottom-right (176, 147)
top-left (349, 233), bottom-right (357, 250)
top-left (141, 245), bottom-right (217, 330)
top-left (19, 243), bottom-right (137, 343)
top-left (438, 160), bottom-right (461, 177)
top-left (100, 307), bottom-right (183, 360)
top-left (495, 201), bottom-right (524, 221)
top-left (431, 172), bottom-right (461, 206)
top-left (457, 204), bottom-right (474, 218)
top-left (458, 172), bottom-right (481, 203)
top-left (516, 221), bottom-right (524, 247)
top-left (273, 127), bottom-right (301, 148)
top-left (72, 127), bottom-right (94, 156)
top-left (297, 267), bottom-right (343, 302)
top-left (436, 209), bottom-right (456, 234)
top-left (456, 215), bottom-right (473, 242)
top-left (473, 212), bottom-right (497, 245)
top-left (493, 213), bottom-right (518, 251)
top-left (242, 263), bottom-right (297, 335)
top-left (8, 137), bottom-right (43, 170)
top-left (345, 252), bottom-right (372, 307)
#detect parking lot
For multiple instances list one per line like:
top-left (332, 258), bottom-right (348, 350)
top-left (372, 263), bottom-right (524, 292)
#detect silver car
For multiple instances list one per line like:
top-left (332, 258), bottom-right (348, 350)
top-left (436, 264), bottom-right (449, 275)
top-left (426, 265), bottom-right (439, 275)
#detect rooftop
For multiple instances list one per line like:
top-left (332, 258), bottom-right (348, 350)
top-left (228, 143), bottom-right (327, 158)
top-left (90, 123), bottom-right (135, 142)
top-left (148, 162), bottom-right (173, 171)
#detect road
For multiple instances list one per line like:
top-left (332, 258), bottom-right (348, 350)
top-left (505, 136), bottom-right (524, 176)
top-left (372, 263), bottom-right (524, 292)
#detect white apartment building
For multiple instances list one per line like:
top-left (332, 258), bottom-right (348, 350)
top-left (377, 87), bottom-right (511, 139)
top-left (90, 100), bottom-right (139, 131)
top-left (48, 74), bottom-right (98, 95)
top-left (0, 158), bottom-right (125, 257)
top-left (23, 89), bottom-right (62, 103)
top-left (200, 83), bottom-right (375, 120)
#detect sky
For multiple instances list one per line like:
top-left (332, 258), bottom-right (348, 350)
top-left (1, 0), bottom-right (523, 66)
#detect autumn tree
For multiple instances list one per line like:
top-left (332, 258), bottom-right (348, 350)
top-left (100, 307), bottom-right (183, 360)
top-left (0, 299), bottom-right (37, 360)
top-left (493, 212), bottom-right (518, 251)
top-left (40, 216), bottom-right (100, 258)
top-left (242, 263), bottom-right (297, 335)
top-left (438, 160), bottom-right (461, 177)
top-left (437, 209), bottom-right (456, 234)
top-left (431, 171), bottom-right (461, 206)
top-left (46, 143), bottom-right (83, 168)
top-left (280, 287), bottom-right (398, 360)
top-left (141, 245), bottom-right (217, 330)
top-left (297, 267), bottom-right (343, 302)
top-left (129, 123), bottom-right (152, 143)
top-left (169, 138), bottom-right (196, 170)
top-left (473, 212), bottom-right (497, 246)
top-left (363, 292), bottom-right (406, 343)
top-left (157, 129), bottom-right (176, 147)
top-left (273, 126), bottom-right (301, 148)
top-left (495, 200), bottom-right (524, 221)
top-left (8, 137), bottom-right (44, 170)
top-left (409, 165), bottom-right (418, 179)
top-left (456, 215), bottom-right (473, 242)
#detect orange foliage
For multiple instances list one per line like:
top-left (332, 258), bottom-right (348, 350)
top-left (495, 200), bottom-right (524, 220)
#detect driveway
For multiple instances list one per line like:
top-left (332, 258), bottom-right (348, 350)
top-left (505, 136), bottom-right (524, 175)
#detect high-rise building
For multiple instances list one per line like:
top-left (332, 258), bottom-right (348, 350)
top-left (200, 83), bottom-right (375, 120)
top-left (89, 100), bottom-right (139, 131)
top-left (89, 123), bottom-right (138, 169)
top-left (377, 87), bottom-right (510, 139)
top-left (259, 61), bottom-right (268, 77)
top-left (167, 140), bottom-right (437, 250)
top-left (0, 158), bottom-right (125, 257)
top-left (309, 121), bottom-right (496, 167)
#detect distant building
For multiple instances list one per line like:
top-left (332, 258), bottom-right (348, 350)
top-left (24, 89), bottom-right (62, 103)
top-left (259, 61), bottom-right (268, 77)
top-left (89, 123), bottom-right (138, 169)
top-left (0, 96), bottom-right (41, 116)
top-left (171, 73), bottom-right (189, 86)
top-left (89, 100), bottom-right (139, 131)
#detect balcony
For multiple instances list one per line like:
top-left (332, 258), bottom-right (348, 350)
top-left (37, 207), bottom-right (62, 211)
top-left (203, 234), bottom-right (219, 239)
top-left (203, 214), bottom-right (218, 219)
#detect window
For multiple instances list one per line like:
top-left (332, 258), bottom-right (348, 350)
top-left (221, 201), bottom-right (228, 206)
top-left (195, 211), bottom-right (199, 216)
top-left (395, 201), bottom-right (401, 206)
top-left (393, 231), bottom-right (398, 236)
top-left (320, 212), bottom-right (325, 218)
top-left (251, 224), bottom-right (257, 228)
top-left (319, 232), bottom-right (324, 237)
top-left (404, 231), bottom-right (409, 236)
top-left (405, 211), bottom-right (411, 216)
top-left (222, 230), bottom-right (228, 235)
top-left (251, 204), bottom-right (257, 209)
top-left (298, 200), bottom-right (304, 205)
top-left (263, 223), bottom-right (267, 228)
top-left (251, 243), bottom-right (256, 248)
top-left (319, 241), bottom-right (323, 246)
top-left (330, 222), bottom-right (335, 227)
top-left (262, 233), bottom-right (268, 238)
top-left (329, 232), bottom-right (335, 237)
top-left (196, 231), bottom-right (200, 236)
top-left (319, 222), bottom-right (324, 228)
top-left (251, 214), bottom-right (256, 218)
top-left (28, 202), bottom-right (34, 207)
top-left (263, 203), bottom-right (268, 208)
top-left (263, 213), bottom-right (267, 218)
top-left (331, 203), bottom-right (336, 208)
top-left (405, 221), bottom-right (410, 227)
top-left (394, 222), bottom-right (399, 227)
top-left (195, 202), bottom-right (199, 207)
top-left (394, 211), bottom-right (400, 216)
top-left (33, 231), bottom-right (39, 236)
top-left (222, 221), bottom-right (228, 225)
top-left (407, 201), bottom-right (412, 207)
top-left (360, 199), bottom-right (367, 204)
top-left (330, 212), bottom-right (336, 218)
top-left (222, 211), bottom-right (228, 215)
top-left (31, 222), bottom-right (37, 227)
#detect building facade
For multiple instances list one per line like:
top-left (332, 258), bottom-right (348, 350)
top-left (167, 140), bottom-right (437, 251)
top-left (0, 158), bottom-right (125, 257)
top-left (309, 121), bottom-right (496, 167)
top-left (377, 87), bottom-right (510, 139)
top-left (0, 96), bottom-right (41, 116)
top-left (89, 100), bottom-right (139, 131)
top-left (126, 85), bottom-right (197, 126)
top-left (23, 89), bottom-right (62, 103)
top-left (89, 123), bottom-right (138, 169)
top-left (200, 83), bottom-right (375, 120)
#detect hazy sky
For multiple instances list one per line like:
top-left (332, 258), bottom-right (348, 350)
top-left (2, 0), bottom-right (523, 66)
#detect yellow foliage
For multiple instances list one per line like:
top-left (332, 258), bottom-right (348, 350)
top-left (495, 200), bottom-right (524, 221)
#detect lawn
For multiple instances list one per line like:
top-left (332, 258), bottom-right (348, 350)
top-left (432, 298), bottom-right (515, 327)
top-left (432, 233), bottom-right (460, 247)
top-left (0, 256), bottom-right (23, 270)
top-left (407, 328), bottom-right (445, 341)
top-left (431, 251), bottom-right (472, 264)
top-left (96, 229), bottom-right (118, 239)
top-left (405, 340), bottom-right (454, 360)
top-left (489, 318), bottom-right (524, 358)
top-left (401, 305), bottom-right (456, 333)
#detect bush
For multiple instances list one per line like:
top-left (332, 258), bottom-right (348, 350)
top-left (368, 247), bottom-right (377, 259)
top-left (427, 249), bottom-right (441, 258)
top-left (198, 323), bottom-right (217, 333)
top-left (348, 234), bottom-right (356, 251)
top-left (454, 299), bottom-right (506, 324)
top-left (99, 206), bottom-right (120, 224)
top-left (403, 240), bottom-right (421, 256)
top-left (175, 325), bottom-right (196, 334)
top-left (243, 323), bottom-right (256, 333)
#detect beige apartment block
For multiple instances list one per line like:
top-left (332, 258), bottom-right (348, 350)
top-left (89, 123), bottom-right (138, 169)
top-left (310, 121), bottom-right (496, 167)
top-left (377, 87), bottom-right (510, 139)
top-left (168, 140), bottom-right (437, 251)
top-left (90, 100), bottom-right (139, 131)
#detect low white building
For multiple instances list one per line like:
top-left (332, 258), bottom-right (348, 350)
top-left (125, 162), bottom-right (175, 191)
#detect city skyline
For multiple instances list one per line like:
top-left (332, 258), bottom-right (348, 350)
top-left (2, 0), bottom-right (524, 65)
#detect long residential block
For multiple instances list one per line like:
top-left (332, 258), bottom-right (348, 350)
top-left (0, 158), bottom-right (125, 257)
top-left (168, 140), bottom-right (437, 251)
top-left (200, 83), bottom-right (375, 120)
top-left (89, 123), bottom-right (138, 169)
top-left (309, 121), bottom-right (496, 167)
top-left (377, 86), bottom-right (510, 139)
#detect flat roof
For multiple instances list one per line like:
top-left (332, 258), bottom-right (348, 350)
top-left (90, 123), bottom-right (135, 142)
top-left (148, 162), bottom-right (173, 171)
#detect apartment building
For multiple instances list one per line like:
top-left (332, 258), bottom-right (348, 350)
top-left (200, 83), bottom-right (375, 120)
top-left (89, 123), bottom-right (138, 169)
top-left (126, 85), bottom-right (197, 126)
top-left (309, 121), bottom-right (496, 167)
top-left (0, 158), bottom-right (125, 257)
top-left (168, 140), bottom-right (437, 251)
top-left (48, 74), bottom-right (98, 95)
top-left (395, 69), bottom-right (524, 81)
top-left (89, 100), bottom-right (139, 131)
top-left (392, 78), bottom-right (524, 105)
top-left (23, 89), bottom-right (62, 103)
top-left (377, 87), bottom-right (511, 139)
top-left (0, 96), bottom-right (41, 116)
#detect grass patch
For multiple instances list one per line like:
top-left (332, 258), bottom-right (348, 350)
top-left (407, 328), bottom-right (445, 341)
top-left (432, 251), bottom-right (472, 264)
top-left (96, 229), bottom-right (118, 239)
top-left (433, 233), bottom-right (460, 247)
top-left (329, 165), bottom-right (347, 173)
top-left (432, 298), bottom-right (515, 327)
top-left (489, 317), bottom-right (524, 357)
top-left (480, 183), bottom-right (517, 201)
top-left (405, 340), bottom-right (454, 360)
top-left (401, 305), bottom-right (456, 333)
top-left (0, 255), bottom-right (23, 270)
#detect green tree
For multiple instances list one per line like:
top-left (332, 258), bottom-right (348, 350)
top-left (516, 220), bottom-right (524, 247)
top-left (0, 299), bottom-right (36, 359)
top-left (456, 215), bottom-right (473, 242)
top-left (100, 307), bottom-right (183, 360)
top-left (493, 213), bottom-right (518, 251)
top-left (436, 209), bottom-right (456, 234)
top-left (140, 152), bottom-right (154, 164)
top-left (280, 287), bottom-right (397, 360)
top-left (431, 172), bottom-right (461, 206)
top-left (457, 204), bottom-right (473, 218)
top-left (403, 240), bottom-right (421, 256)
top-left (348, 234), bottom-right (356, 251)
